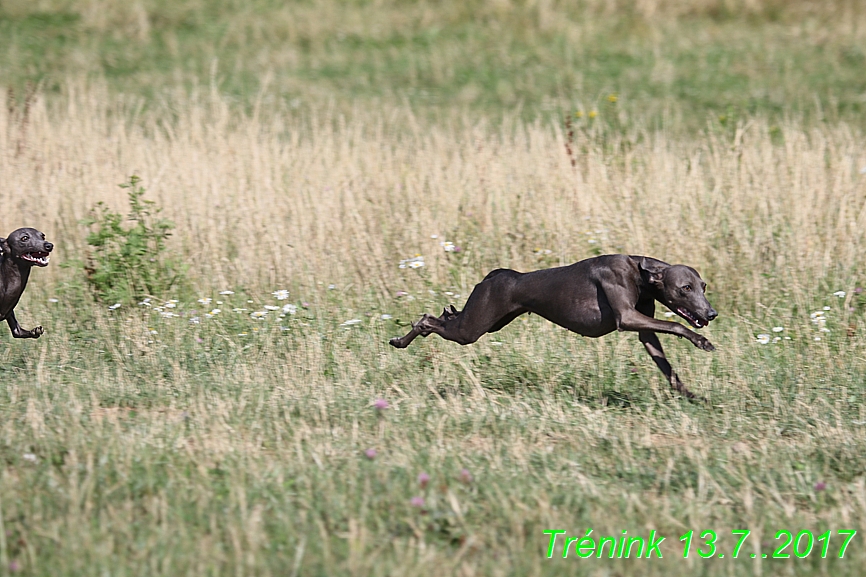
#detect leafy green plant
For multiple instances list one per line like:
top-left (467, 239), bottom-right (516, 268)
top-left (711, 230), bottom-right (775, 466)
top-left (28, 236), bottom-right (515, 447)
top-left (82, 175), bottom-right (186, 304)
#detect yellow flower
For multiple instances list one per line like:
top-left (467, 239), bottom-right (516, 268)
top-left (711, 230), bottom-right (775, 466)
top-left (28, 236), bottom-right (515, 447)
top-left (574, 110), bottom-right (583, 118)
top-left (607, 94), bottom-right (618, 103)
top-left (588, 110), bottom-right (597, 119)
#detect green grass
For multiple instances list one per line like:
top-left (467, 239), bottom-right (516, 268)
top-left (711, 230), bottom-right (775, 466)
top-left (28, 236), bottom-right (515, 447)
top-left (2, 0), bottom-right (865, 130)
top-left (3, 287), bottom-right (866, 575)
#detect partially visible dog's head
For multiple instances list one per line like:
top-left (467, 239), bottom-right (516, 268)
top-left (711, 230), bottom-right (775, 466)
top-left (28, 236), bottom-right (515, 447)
top-left (0, 228), bottom-right (53, 268)
top-left (639, 257), bottom-right (717, 329)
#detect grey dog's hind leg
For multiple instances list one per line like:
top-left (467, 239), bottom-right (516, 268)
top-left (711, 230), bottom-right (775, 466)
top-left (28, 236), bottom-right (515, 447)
top-left (389, 272), bottom-right (525, 348)
top-left (389, 307), bottom-right (455, 349)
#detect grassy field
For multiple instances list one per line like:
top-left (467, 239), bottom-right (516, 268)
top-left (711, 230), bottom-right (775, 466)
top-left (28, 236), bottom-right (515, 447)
top-left (1, 1), bottom-right (866, 575)
top-left (2, 0), bottom-right (866, 130)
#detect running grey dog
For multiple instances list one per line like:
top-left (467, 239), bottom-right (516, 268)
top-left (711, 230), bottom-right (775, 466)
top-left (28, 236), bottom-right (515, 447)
top-left (390, 254), bottom-right (717, 399)
top-left (0, 228), bottom-right (53, 338)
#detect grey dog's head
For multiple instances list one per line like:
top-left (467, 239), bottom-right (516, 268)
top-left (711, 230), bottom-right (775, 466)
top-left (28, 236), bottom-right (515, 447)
top-left (639, 257), bottom-right (717, 329)
top-left (0, 228), bottom-right (53, 267)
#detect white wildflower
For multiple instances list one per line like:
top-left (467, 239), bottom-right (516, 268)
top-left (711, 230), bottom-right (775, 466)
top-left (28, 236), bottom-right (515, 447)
top-left (823, 306), bottom-right (831, 311)
top-left (48, 298), bottom-right (59, 303)
top-left (441, 241), bottom-right (456, 252)
top-left (263, 305), bottom-right (280, 311)
top-left (23, 453), bottom-right (37, 463)
top-left (189, 317), bottom-right (200, 324)
top-left (272, 290), bottom-right (290, 300)
top-left (381, 314), bottom-right (393, 320)
top-left (219, 290), bottom-right (234, 295)
top-left (197, 297), bottom-right (212, 305)
top-left (341, 319), bottom-right (362, 327)
top-left (250, 311), bottom-right (267, 319)
top-left (772, 326), bottom-right (784, 332)
top-left (109, 303), bottom-right (121, 310)
top-left (399, 255), bottom-right (425, 269)
top-left (834, 291), bottom-right (846, 298)
top-left (328, 284), bottom-right (336, 290)
top-left (233, 308), bottom-right (247, 313)
top-left (756, 334), bottom-right (771, 344)
top-left (282, 304), bottom-right (297, 315)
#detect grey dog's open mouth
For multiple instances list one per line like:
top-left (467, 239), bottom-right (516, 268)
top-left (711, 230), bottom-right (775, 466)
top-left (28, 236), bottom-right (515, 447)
top-left (677, 307), bottom-right (706, 329)
top-left (20, 252), bottom-right (50, 267)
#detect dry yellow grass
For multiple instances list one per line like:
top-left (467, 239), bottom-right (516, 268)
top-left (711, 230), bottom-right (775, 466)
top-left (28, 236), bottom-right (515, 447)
top-left (4, 86), bottom-right (865, 304)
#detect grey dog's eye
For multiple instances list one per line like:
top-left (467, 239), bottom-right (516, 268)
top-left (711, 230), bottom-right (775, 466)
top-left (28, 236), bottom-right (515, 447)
top-left (683, 285), bottom-right (692, 292)
top-left (21, 235), bottom-right (28, 242)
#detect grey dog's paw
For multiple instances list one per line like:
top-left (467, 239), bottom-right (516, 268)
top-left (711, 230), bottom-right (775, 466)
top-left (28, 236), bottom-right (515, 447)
top-left (389, 336), bottom-right (407, 348)
top-left (32, 326), bottom-right (44, 338)
top-left (693, 335), bottom-right (714, 352)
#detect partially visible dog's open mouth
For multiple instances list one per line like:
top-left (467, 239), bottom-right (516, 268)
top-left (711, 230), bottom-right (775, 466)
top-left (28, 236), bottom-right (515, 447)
top-left (20, 252), bottom-right (50, 267)
top-left (677, 307), bottom-right (707, 329)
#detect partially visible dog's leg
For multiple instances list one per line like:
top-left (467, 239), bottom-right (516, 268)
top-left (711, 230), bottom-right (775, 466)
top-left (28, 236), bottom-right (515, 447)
top-left (5, 310), bottom-right (43, 339)
top-left (390, 270), bottom-right (525, 348)
top-left (639, 330), bottom-right (700, 400)
top-left (388, 312), bottom-right (444, 348)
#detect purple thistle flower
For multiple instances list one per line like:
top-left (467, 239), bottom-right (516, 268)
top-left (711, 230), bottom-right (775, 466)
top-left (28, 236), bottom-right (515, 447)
top-left (855, 288), bottom-right (864, 295)
top-left (459, 468), bottom-right (473, 484)
top-left (395, 291), bottom-right (408, 297)
top-left (364, 448), bottom-right (377, 459)
top-left (814, 481), bottom-right (827, 492)
top-left (373, 398), bottom-right (389, 410)
top-left (418, 472), bottom-right (430, 488)
top-left (8, 560), bottom-right (20, 572)
top-left (410, 496), bottom-right (425, 508)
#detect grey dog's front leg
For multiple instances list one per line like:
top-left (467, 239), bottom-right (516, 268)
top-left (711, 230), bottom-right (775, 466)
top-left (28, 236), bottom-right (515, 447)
top-left (617, 310), bottom-right (714, 352)
top-left (6, 310), bottom-right (43, 339)
top-left (639, 330), bottom-right (700, 400)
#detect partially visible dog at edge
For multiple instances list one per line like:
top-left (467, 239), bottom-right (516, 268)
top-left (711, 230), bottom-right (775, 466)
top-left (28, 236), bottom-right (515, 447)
top-left (0, 228), bottom-right (53, 339)
top-left (390, 254), bottom-right (718, 400)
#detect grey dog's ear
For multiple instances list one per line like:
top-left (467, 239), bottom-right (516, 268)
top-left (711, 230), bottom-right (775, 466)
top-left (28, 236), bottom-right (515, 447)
top-left (638, 257), bottom-right (667, 289)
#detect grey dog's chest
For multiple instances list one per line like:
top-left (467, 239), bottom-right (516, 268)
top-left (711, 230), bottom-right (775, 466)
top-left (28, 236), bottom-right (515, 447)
top-left (0, 272), bottom-right (26, 320)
